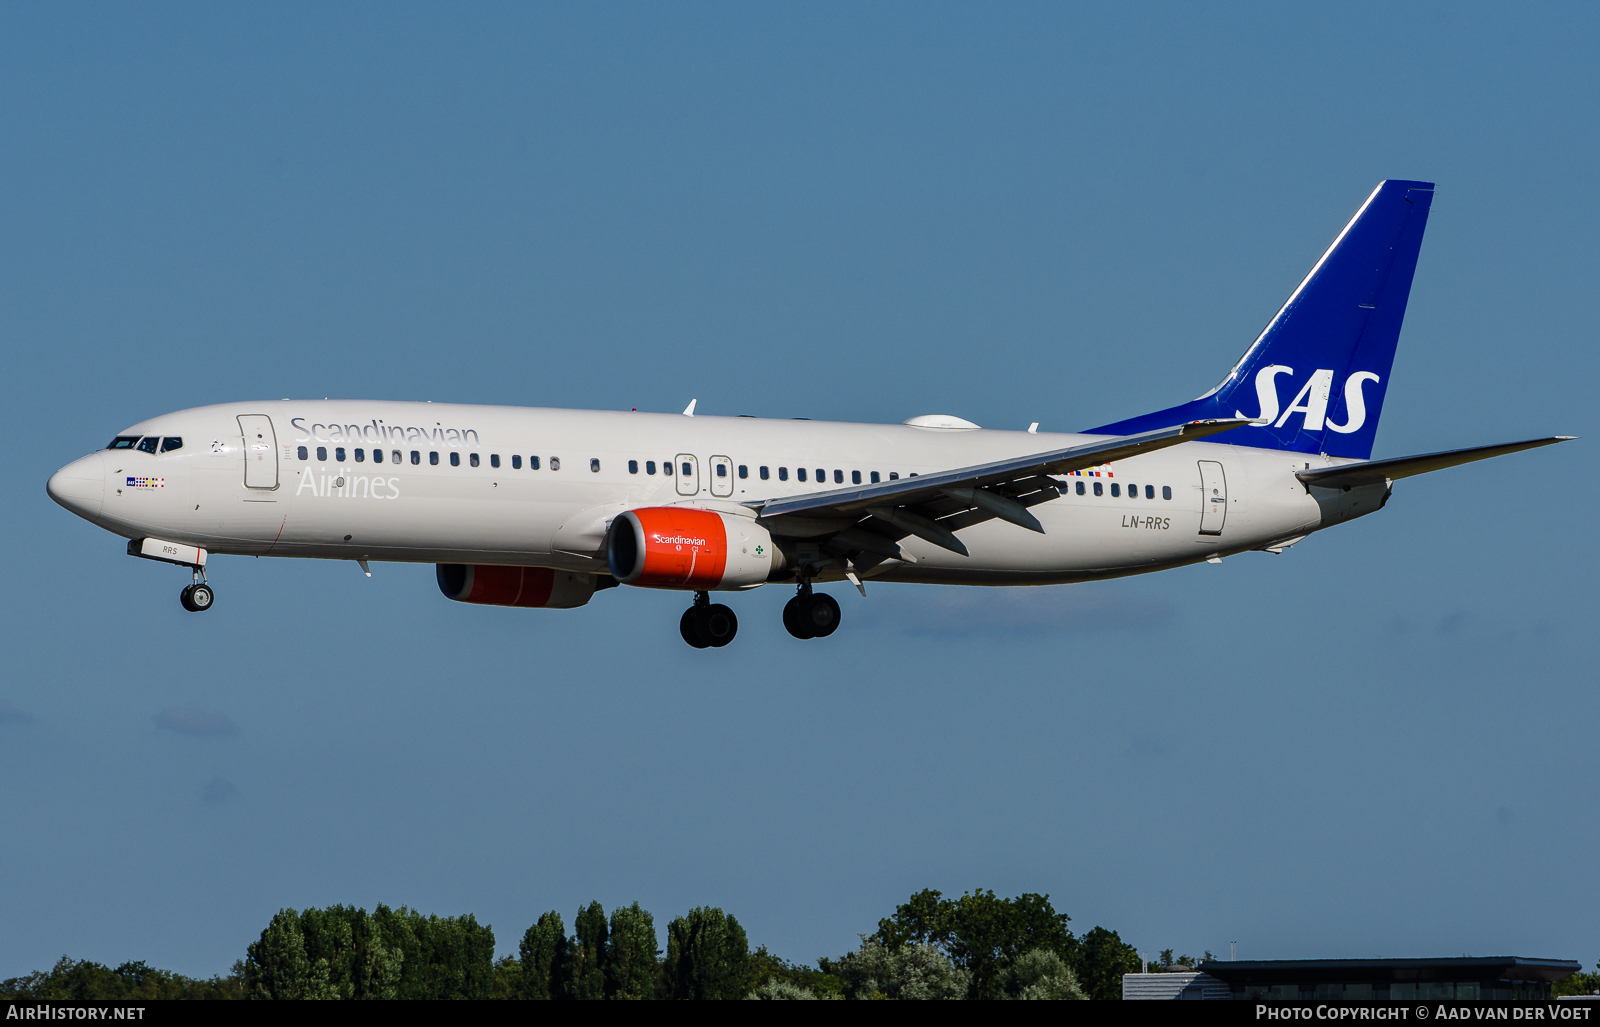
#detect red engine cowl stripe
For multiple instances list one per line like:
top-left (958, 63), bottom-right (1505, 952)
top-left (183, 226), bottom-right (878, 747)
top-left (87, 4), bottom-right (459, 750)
top-left (466, 565), bottom-right (557, 607)
top-left (630, 507), bottom-right (728, 589)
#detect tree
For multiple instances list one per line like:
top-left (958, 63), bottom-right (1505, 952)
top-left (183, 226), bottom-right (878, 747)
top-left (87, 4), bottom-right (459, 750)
top-left (872, 889), bottom-right (1077, 999)
top-left (518, 911), bottom-right (568, 1000)
top-left (832, 939), bottom-right (969, 1000)
top-left (1003, 949), bottom-right (1087, 1000)
top-left (1553, 959), bottom-right (1600, 998)
top-left (568, 901), bottom-right (608, 1000)
top-left (662, 906), bottom-right (750, 999)
top-left (605, 902), bottom-right (658, 1000)
top-left (1075, 927), bottom-right (1141, 1001)
top-left (245, 909), bottom-right (314, 1000)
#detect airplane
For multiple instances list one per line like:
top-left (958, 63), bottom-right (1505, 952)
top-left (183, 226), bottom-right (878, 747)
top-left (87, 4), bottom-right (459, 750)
top-left (47, 179), bottom-right (1572, 648)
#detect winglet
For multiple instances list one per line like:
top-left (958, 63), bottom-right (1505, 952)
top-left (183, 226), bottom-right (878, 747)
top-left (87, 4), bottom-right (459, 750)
top-left (682, 399), bottom-right (697, 417)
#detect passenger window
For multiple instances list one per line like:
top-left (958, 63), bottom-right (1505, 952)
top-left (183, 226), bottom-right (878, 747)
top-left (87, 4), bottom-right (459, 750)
top-left (629, 460), bottom-right (639, 474)
top-left (889, 472), bottom-right (898, 480)
top-left (317, 446), bottom-right (328, 461)
top-left (374, 449), bottom-right (384, 464)
top-left (1126, 482), bottom-right (1135, 496)
top-left (591, 459), bottom-right (600, 472)
top-left (450, 452), bottom-right (460, 467)
top-left (512, 455), bottom-right (521, 469)
top-left (471, 453), bottom-right (480, 467)
top-left (108, 436), bottom-right (141, 450)
top-left (680, 462), bottom-right (690, 476)
top-left (645, 460), bottom-right (655, 474)
top-left (1111, 483), bottom-right (1120, 497)
top-left (550, 457), bottom-right (560, 470)
top-left (137, 436), bottom-right (160, 454)
top-left (430, 451), bottom-right (439, 465)
top-left (1093, 482), bottom-right (1103, 496)
top-left (161, 437), bottom-right (183, 452)
top-left (779, 467), bottom-right (788, 481)
top-left (797, 468), bottom-right (807, 482)
top-left (490, 454), bottom-right (500, 468)
top-left (530, 455), bottom-right (541, 469)
top-left (738, 465), bottom-right (748, 479)
top-left (716, 463), bottom-right (726, 477)
top-left (760, 466), bottom-right (769, 480)
top-left (393, 450), bottom-right (402, 464)
top-left (336, 447), bottom-right (346, 462)
top-left (870, 471), bottom-right (880, 483)
top-left (354, 449), bottom-right (365, 462)
top-left (1162, 485), bottom-right (1172, 500)
top-left (851, 470), bottom-right (861, 484)
top-left (298, 446), bottom-right (309, 461)
top-left (1146, 485), bottom-right (1154, 499)
top-left (411, 451), bottom-right (420, 465)
top-left (1076, 481), bottom-right (1085, 495)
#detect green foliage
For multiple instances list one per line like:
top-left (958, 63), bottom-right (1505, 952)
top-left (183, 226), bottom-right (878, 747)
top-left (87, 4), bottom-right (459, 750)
top-left (569, 901), bottom-right (608, 1000)
top-left (1002, 949), bottom-right (1087, 1000)
top-left (605, 902), bottom-right (658, 1000)
top-left (1554, 958), bottom-right (1600, 998)
top-left (243, 905), bottom-right (493, 1000)
top-left (492, 956), bottom-right (523, 999)
top-left (0, 957), bottom-right (244, 1001)
top-left (872, 889), bottom-right (1076, 999)
top-left (747, 978), bottom-right (823, 1000)
top-left (749, 945), bottom-right (844, 999)
top-left (519, 910), bottom-right (567, 1000)
top-left (1075, 927), bottom-right (1141, 1001)
top-left (832, 939), bottom-right (970, 1000)
top-left (662, 906), bottom-right (750, 1000)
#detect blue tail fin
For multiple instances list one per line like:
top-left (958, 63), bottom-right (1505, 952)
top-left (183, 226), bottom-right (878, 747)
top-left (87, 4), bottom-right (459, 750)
top-left (1089, 180), bottom-right (1434, 459)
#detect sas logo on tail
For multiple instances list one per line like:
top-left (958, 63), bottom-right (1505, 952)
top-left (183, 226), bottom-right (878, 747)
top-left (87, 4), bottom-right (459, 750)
top-left (1236, 366), bottom-right (1381, 433)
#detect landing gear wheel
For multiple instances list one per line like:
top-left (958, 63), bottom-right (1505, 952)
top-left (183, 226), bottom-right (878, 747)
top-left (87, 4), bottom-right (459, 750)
top-left (181, 583), bottom-right (215, 612)
top-left (680, 607), bottom-right (711, 648)
top-left (783, 595), bottom-right (815, 639)
top-left (697, 603), bottom-right (738, 647)
top-left (804, 592), bottom-right (840, 637)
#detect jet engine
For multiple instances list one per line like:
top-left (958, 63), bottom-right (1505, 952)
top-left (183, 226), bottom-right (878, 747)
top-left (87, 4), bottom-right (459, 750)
top-left (436, 564), bottom-right (597, 608)
top-left (606, 507), bottom-right (781, 590)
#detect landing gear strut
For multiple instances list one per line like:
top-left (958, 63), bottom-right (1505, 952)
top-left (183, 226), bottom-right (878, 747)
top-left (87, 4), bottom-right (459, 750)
top-left (179, 566), bottom-right (215, 613)
top-left (680, 591), bottom-right (737, 648)
top-left (783, 578), bottom-right (840, 640)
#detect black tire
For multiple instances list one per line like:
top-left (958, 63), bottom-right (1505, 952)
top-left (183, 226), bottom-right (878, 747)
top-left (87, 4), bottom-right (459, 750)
top-left (188, 583), bottom-right (215, 612)
top-left (698, 604), bottom-right (738, 647)
top-left (783, 595), bottom-right (815, 639)
top-left (805, 592), bottom-right (840, 637)
top-left (179, 584), bottom-right (197, 612)
top-left (680, 607), bottom-right (711, 648)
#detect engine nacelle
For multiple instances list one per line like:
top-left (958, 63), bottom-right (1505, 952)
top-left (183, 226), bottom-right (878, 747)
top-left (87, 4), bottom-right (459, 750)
top-left (436, 564), bottom-right (596, 609)
top-left (606, 507), bottom-right (779, 590)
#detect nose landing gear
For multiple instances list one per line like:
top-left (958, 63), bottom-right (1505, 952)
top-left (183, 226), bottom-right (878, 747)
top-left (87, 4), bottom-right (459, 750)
top-left (783, 580), bottom-right (839, 640)
top-left (680, 591), bottom-right (737, 648)
top-left (179, 567), bottom-right (215, 612)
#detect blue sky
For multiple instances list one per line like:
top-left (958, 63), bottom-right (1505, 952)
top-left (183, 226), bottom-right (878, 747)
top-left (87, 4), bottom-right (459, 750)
top-left (2, 2), bottom-right (1596, 977)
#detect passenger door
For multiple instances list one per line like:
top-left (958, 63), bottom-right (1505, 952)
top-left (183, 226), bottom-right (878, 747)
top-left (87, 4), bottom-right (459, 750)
top-left (675, 453), bottom-right (699, 496)
top-left (1197, 460), bottom-right (1226, 535)
top-left (238, 415), bottom-right (278, 490)
top-left (709, 455), bottom-right (734, 497)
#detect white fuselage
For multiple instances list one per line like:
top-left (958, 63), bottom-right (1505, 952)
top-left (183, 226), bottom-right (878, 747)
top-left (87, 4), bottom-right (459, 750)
top-left (48, 400), bottom-right (1386, 588)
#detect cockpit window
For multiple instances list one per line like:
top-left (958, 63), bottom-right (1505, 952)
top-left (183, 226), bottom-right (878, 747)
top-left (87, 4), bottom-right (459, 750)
top-left (136, 436), bottom-right (160, 454)
top-left (107, 436), bottom-right (140, 450)
top-left (161, 437), bottom-right (183, 452)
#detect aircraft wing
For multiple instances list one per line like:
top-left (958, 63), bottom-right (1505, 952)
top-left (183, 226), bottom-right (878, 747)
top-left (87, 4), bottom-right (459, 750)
top-left (1296, 437), bottom-right (1575, 490)
top-left (748, 418), bottom-right (1251, 563)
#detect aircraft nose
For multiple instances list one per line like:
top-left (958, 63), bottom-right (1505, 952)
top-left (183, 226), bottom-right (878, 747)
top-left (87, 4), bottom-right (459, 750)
top-left (48, 452), bottom-right (105, 519)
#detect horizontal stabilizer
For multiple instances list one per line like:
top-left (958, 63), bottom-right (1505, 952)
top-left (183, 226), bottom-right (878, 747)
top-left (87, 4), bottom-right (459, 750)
top-left (1296, 437), bottom-right (1575, 490)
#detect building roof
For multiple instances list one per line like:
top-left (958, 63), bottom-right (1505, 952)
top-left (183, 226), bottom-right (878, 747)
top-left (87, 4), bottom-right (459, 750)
top-left (1198, 957), bottom-right (1580, 985)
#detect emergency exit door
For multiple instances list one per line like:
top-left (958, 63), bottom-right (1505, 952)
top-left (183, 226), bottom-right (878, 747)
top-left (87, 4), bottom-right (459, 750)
top-left (675, 453), bottom-right (699, 496)
top-left (709, 455), bottom-right (734, 497)
top-left (239, 415), bottom-right (278, 490)
top-left (1197, 460), bottom-right (1226, 535)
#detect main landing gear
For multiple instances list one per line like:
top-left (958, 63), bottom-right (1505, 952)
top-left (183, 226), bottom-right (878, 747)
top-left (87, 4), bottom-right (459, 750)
top-left (783, 581), bottom-right (839, 640)
top-left (179, 567), bottom-right (215, 613)
top-left (680, 591), bottom-right (737, 648)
